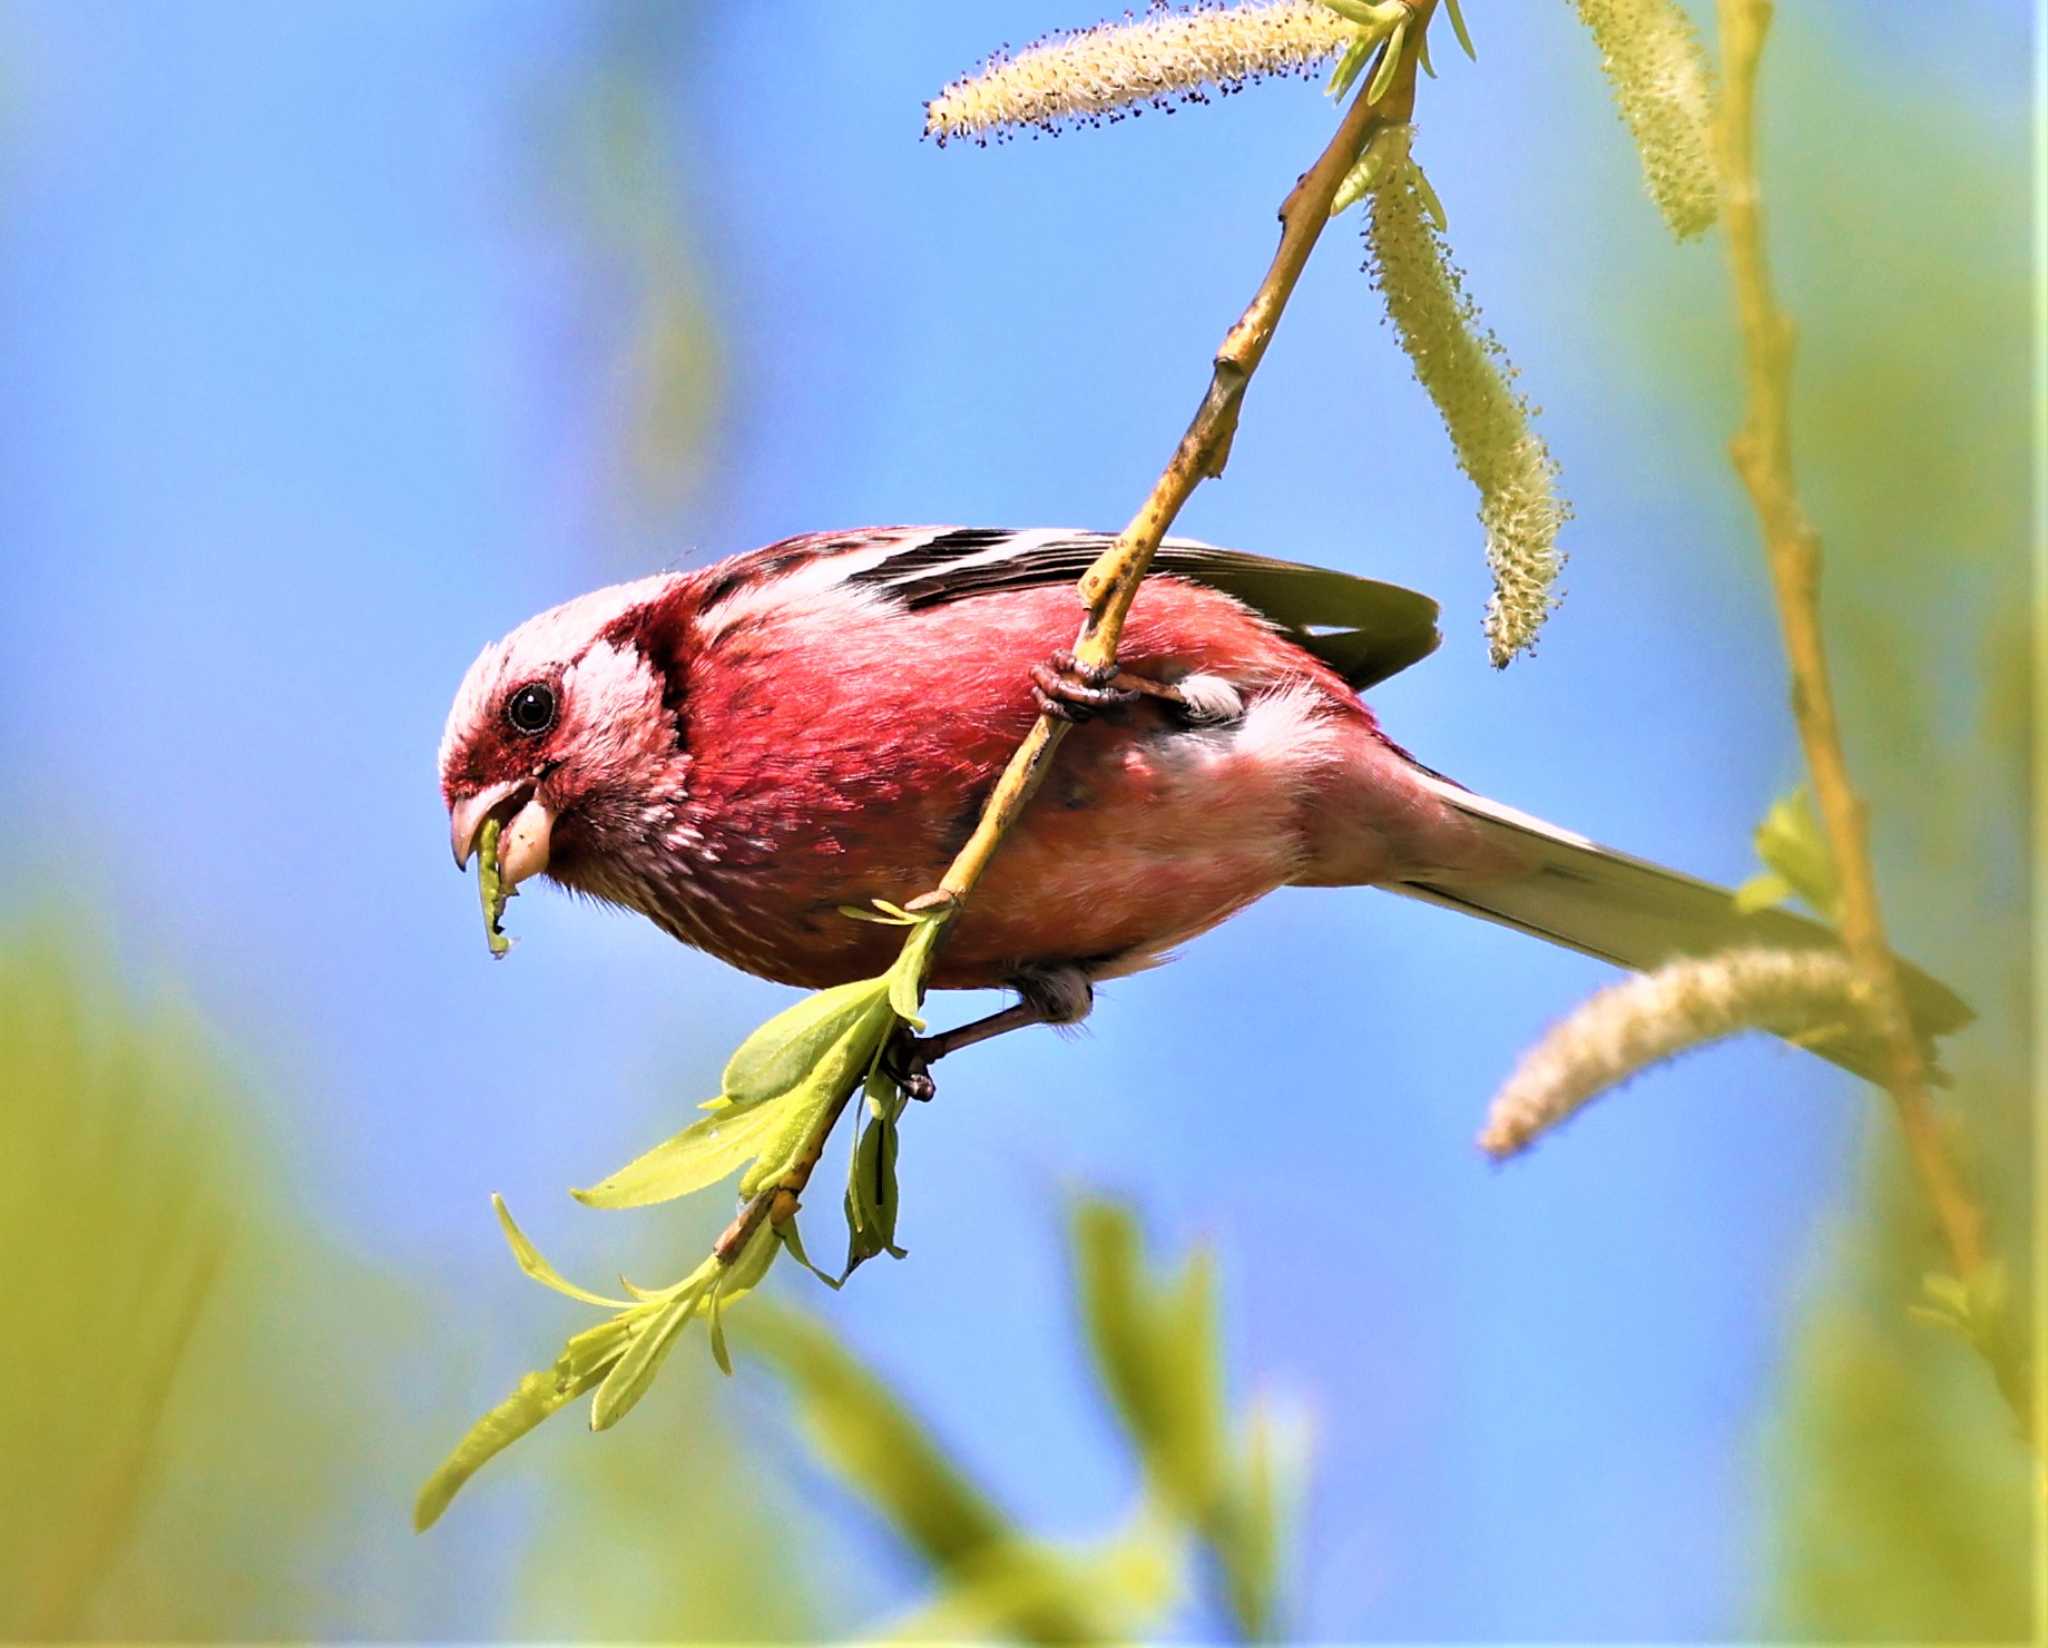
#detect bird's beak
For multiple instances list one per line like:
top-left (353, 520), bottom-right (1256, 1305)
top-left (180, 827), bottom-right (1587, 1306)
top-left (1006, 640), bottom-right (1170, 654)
top-left (449, 778), bottom-right (555, 889)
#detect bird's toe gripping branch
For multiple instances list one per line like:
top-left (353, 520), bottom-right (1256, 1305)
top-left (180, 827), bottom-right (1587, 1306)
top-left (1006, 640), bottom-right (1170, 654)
top-left (1030, 649), bottom-right (1142, 722)
top-left (881, 1025), bottom-right (939, 1103)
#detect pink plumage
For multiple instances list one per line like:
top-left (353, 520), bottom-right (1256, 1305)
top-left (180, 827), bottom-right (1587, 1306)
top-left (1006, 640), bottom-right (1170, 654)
top-left (440, 527), bottom-right (1966, 1073)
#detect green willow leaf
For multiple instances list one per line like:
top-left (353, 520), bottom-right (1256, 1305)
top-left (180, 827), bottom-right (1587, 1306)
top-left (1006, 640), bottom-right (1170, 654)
top-left (883, 911), bottom-right (947, 1027)
top-left (415, 1365), bottom-right (602, 1531)
top-left (1752, 789), bottom-right (1841, 921)
top-left (1071, 1199), bottom-right (1227, 1514)
top-left (776, 1216), bottom-right (841, 1289)
top-left (590, 1279), bottom-right (710, 1431)
top-left (707, 1288), bottom-right (734, 1378)
top-left (492, 1193), bottom-right (629, 1307)
top-left (1733, 870), bottom-right (1798, 915)
top-left (736, 998), bottom-right (896, 1199)
top-left (723, 977), bottom-right (894, 1106)
top-left (571, 1096), bottom-right (791, 1209)
top-left (1365, 18), bottom-right (1406, 103)
top-left (843, 1107), bottom-right (907, 1277)
top-left (742, 1303), bottom-right (1014, 1570)
top-left (559, 1313), bottom-right (640, 1380)
top-left (1327, 35), bottom-right (1371, 99)
top-left (414, 1313), bottom-right (637, 1531)
top-left (708, 1221), bottom-right (783, 1375)
top-left (1073, 1201), bottom-right (1158, 1437)
top-left (721, 1219), bottom-right (782, 1302)
top-left (1154, 1249), bottom-right (1226, 1511)
top-left (1444, 0), bottom-right (1477, 60)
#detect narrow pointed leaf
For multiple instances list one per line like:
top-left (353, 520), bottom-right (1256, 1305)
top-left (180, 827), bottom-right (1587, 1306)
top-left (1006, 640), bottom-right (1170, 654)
top-left (572, 1097), bottom-right (789, 1209)
top-left (590, 1285), bottom-right (706, 1430)
top-left (843, 1111), bottom-right (907, 1277)
top-left (1410, 160), bottom-right (1448, 230)
top-left (492, 1194), bottom-right (629, 1307)
top-left (1155, 1247), bottom-right (1227, 1510)
top-left (1733, 870), bottom-right (1797, 915)
top-left (707, 1288), bottom-right (734, 1377)
top-left (1366, 20), bottom-right (1406, 104)
top-left (742, 1303), bottom-right (1015, 1569)
top-left (558, 1313), bottom-right (638, 1381)
top-left (1209, 1394), bottom-right (1315, 1642)
top-left (1753, 789), bottom-right (1841, 920)
top-left (1327, 36), bottom-right (1371, 99)
top-left (415, 1362), bottom-right (608, 1531)
top-left (1072, 1200), bottom-right (1163, 1448)
top-left (1444, 0), bottom-right (1477, 60)
top-left (777, 1216), bottom-right (842, 1289)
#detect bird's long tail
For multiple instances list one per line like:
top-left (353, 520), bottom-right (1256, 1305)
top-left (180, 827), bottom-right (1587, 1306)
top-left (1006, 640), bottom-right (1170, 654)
top-left (1390, 774), bottom-right (1971, 1075)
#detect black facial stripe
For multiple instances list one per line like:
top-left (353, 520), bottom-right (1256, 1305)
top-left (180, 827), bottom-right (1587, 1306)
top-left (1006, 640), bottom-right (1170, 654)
top-left (694, 565), bottom-right (748, 611)
top-left (598, 600), bottom-right (690, 754)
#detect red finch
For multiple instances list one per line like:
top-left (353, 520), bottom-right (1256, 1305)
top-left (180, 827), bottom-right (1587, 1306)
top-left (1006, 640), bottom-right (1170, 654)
top-left (440, 527), bottom-right (1965, 1078)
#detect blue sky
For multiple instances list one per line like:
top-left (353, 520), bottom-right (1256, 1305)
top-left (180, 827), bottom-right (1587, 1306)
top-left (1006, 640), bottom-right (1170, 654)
top-left (1, 2), bottom-right (2027, 1639)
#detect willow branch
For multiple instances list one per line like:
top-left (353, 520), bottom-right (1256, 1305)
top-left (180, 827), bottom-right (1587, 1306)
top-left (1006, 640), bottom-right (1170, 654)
top-left (718, 9), bottom-right (1437, 1256)
top-left (1714, 0), bottom-right (1987, 1284)
top-left (936, 7), bottom-right (1433, 905)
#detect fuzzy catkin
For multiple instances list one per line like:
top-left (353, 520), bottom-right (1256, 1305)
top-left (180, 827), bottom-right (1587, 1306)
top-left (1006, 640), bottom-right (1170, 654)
top-left (924, 1), bottom-right (1354, 144)
top-left (1569, 0), bottom-right (1719, 239)
top-left (1478, 948), bottom-right (1871, 1159)
top-left (1365, 129), bottom-right (1569, 667)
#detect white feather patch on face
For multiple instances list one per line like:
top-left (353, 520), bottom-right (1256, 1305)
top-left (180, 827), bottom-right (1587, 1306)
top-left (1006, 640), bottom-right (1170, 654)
top-left (555, 637), bottom-right (679, 784)
top-left (439, 573), bottom-right (677, 781)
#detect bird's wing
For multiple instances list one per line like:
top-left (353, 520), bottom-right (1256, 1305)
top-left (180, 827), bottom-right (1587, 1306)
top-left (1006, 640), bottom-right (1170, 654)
top-left (745, 526), bottom-right (1442, 691)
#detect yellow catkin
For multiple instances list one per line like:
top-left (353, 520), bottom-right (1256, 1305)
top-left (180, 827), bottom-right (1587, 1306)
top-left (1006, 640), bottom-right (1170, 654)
top-left (1569, 0), bottom-right (1719, 239)
top-left (1478, 948), bottom-right (1870, 1159)
top-left (924, 0), bottom-right (1354, 145)
top-left (1365, 128), bottom-right (1569, 667)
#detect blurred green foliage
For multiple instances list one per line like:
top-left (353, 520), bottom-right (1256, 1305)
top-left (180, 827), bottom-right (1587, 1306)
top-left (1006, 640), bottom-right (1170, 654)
top-left (1594, 13), bottom-right (2035, 1639)
top-left (0, 923), bottom-right (422, 1639)
top-left (533, 0), bottom-right (722, 537)
top-left (0, 921), bottom-right (817, 1640)
top-left (737, 1194), bottom-right (1309, 1643)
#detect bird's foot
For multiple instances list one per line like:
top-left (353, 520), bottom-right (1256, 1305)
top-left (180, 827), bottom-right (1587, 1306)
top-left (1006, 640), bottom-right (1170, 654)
top-left (881, 1026), bottom-right (939, 1102)
top-left (1031, 649), bottom-right (1141, 723)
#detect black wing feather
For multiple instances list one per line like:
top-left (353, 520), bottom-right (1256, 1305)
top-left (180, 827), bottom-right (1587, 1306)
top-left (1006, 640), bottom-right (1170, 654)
top-left (845, 529), bottom-right (1441, 691)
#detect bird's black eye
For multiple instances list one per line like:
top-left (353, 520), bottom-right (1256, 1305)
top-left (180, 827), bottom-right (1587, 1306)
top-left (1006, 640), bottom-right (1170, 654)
top-left (505, 682), bottom-right (557, 737)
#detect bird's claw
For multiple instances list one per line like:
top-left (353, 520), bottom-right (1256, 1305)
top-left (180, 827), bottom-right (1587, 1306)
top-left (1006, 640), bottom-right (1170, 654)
top-left (1031, 649), bottom-right (1140, 723)
top-left (882, 1026), bottom-right (938, 1102)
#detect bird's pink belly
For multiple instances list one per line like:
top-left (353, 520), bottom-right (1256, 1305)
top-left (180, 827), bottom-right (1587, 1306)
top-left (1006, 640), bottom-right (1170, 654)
top-left (671, 704), bottom-right (1325, 991)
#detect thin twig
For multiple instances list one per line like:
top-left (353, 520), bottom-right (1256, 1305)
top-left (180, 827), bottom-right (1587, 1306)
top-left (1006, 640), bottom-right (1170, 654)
top-left (944, 4), bottom-right (1434, 902)
top-left (719, 6), bottom-right (1437, 1254)
top-left (1713, 1), bottom-right (1988, 1283)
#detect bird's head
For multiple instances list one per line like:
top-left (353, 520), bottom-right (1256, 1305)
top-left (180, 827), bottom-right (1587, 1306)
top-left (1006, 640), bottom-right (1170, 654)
top-left (439, 574), bottom-right (692, 897)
